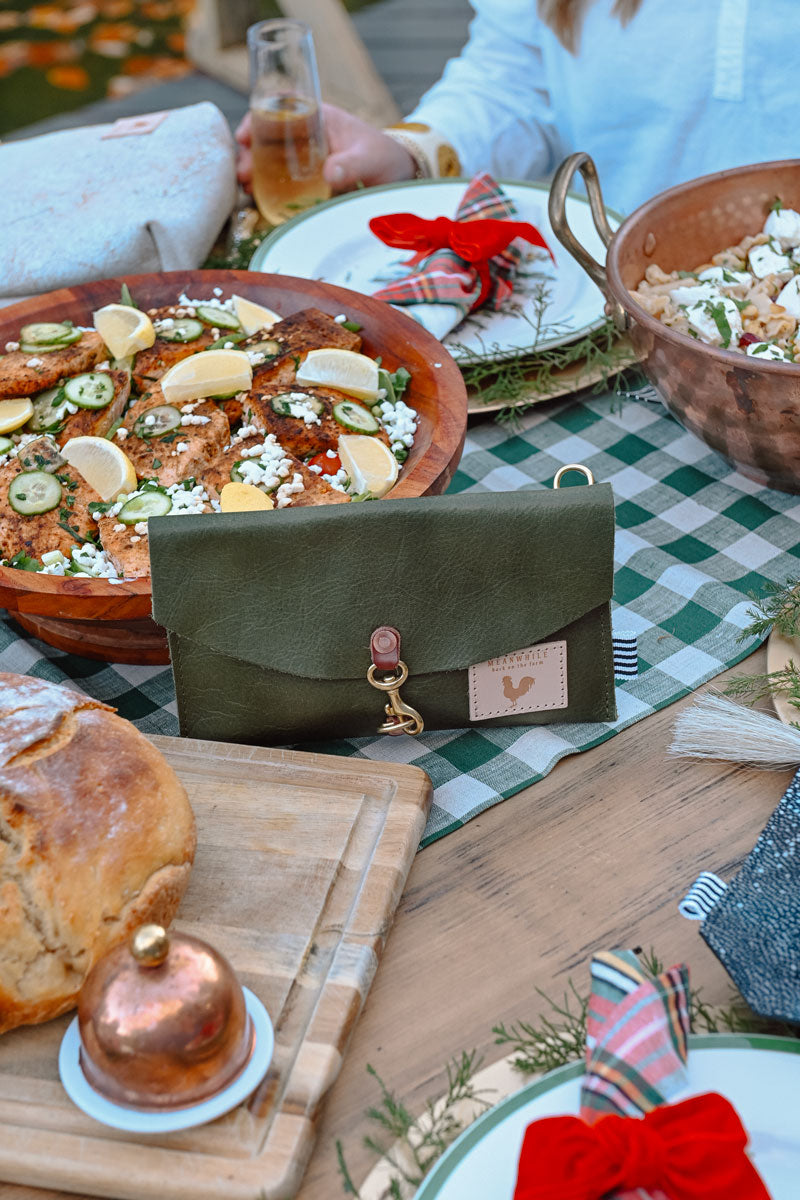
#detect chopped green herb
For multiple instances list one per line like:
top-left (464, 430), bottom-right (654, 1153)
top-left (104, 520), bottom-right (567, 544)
top-left (88, 500), bottom-right (114, 516)
top-left (152, 458), bottom-right (162, 469)
top-left (705, 300), bottom-right (733, 348)
top-left (7, 550), bottom-right (42, 572)
top-left (769, 197), bottom-right (784, 214)
top-left (390, 367), bottom-right (411, 402)
top-left (120, 283), bottom-right (139, 309)
top-left (341, 320), bottom-right (362, 333)
top-left (105, 419), bottom-right (122, 441)
top-left (349, 490), bottom-right (375, 502)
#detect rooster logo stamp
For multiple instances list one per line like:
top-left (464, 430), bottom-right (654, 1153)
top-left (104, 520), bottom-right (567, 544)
top-left (468, 640), bottom-right (567, 722)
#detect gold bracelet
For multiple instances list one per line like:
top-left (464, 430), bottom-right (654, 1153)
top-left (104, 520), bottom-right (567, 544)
top-left (383, 123), bottom-right (461, 180)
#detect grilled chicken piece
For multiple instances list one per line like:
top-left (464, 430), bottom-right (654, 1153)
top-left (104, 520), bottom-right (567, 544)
top-left (246, 385), bottom-right (390, 459)
top-left (0, 437), bottom-right (101, 563)
top-left (0, 332), bottom-right (106, 398)
top-left (95, 515), bottom-right (152, 579)
top-left (248, 308), bottom-right (361, 388)
top-left (115, 395), bottom-right (230, 487)
top-left (53, 368), bottom-right (131, 446)
top-left (200, 433), bottom-right (349, 507)
top-left (132, 306), bottom-right (217, 393)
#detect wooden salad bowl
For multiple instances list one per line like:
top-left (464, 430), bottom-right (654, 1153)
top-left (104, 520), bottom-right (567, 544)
top-left (0, 269), bottom-right (467, 663)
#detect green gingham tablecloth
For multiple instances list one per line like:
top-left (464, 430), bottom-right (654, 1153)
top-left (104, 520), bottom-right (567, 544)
top-left (3, 391), bottom-right (800, 847)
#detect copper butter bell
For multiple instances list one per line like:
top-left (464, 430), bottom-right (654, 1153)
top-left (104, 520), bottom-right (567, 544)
top-left (78, 924), bottom-right (254, 1110)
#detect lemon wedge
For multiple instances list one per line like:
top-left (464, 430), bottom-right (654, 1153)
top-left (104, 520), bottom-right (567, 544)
top-left (159, 349), bottom-right (253, 407)
top-left (232, 295), bottom-right (281, 335)
top-left (0, 397), bottom-right (34, 435)
top-left (338, 434), bottom-right (399, 498)
top-left (219, 482), bottom-right (274, 512)
top-left (93, 304), bottom-right (156, 359)
top-left (296, 348), bottom-right (380, 402)
top-left (61, 436), bottom-right (137, 501)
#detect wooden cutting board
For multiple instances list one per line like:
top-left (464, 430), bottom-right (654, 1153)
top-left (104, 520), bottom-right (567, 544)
top-left (0, 736), bottom-right (431, 1200)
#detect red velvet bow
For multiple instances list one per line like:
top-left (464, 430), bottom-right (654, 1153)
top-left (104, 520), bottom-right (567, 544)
top-left (369, 213), bottom-right (554, 307)
top-left (513, 1093), bottom-right (770, 1200)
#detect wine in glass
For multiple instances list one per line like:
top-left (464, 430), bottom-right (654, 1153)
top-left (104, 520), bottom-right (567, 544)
top-left (247, 19), bottom-right (331, 226)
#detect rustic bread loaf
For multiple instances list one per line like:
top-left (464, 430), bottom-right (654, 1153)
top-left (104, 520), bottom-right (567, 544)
top-left (0, 672), bottom-right (196, 1034)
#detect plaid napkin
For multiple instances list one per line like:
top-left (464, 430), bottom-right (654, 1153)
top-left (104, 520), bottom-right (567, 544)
top-left (581, 948), bottom-right (692, 1200)
top-left (370, 172), bottom-right (543, 340)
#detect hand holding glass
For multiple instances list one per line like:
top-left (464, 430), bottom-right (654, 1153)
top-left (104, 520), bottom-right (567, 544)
top-left (247, 19), bottom-right (331, 226)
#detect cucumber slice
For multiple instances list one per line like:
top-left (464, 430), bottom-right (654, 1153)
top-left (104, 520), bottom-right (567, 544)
top-left (117, 491), bottom-right (172, 524)
top-left (332, 400), bottom-right (379, 433)
top-left (158, 318), bottom-right (204, 344)
top-left (8, 470), bottom-right (62, 515)
top-left (247, 338), bottom-right (281, 358)
top-left (64, 372), bottom-right (115, 410)
top-left (0, 436), bottom-right (13, 455)
top-left (16, 438), bottom-right (65, 472)
top-left (205, 332), bottom-right (247, 351)
top-left (28, 387), bottom-right (70, 432)
top-left (196, 305), bottom-right (241, 331)
top-left (271, 392), bottom-right (324, 417)
top-left (19, 322), bottom-right (81, 347)
top-left (133, 404), bottom-right (182, 439)
top-left (19, 339), bottom-right (76, 355)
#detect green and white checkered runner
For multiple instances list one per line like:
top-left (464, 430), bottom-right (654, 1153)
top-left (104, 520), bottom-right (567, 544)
top-left (3, 391), bottom-right (799, 846)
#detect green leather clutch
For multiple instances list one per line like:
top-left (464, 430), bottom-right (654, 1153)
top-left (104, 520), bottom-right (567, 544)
top-left (149, 486), bottom-right (617, 744)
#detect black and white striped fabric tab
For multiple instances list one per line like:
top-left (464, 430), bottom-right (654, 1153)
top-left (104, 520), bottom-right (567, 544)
top-left (678, 871), bottom-right (728, 921)
top-left (612, 631), bottom-right (638, 679)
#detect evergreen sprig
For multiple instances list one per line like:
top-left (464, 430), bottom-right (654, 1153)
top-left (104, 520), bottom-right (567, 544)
top-left (725, 577), bottom-right (800, 712)
top-left (337, 952), bottom-right (798, 1197)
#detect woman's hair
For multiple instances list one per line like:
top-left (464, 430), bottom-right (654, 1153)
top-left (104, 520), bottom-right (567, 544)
top-left (538, 0), bottom-right (643, 52)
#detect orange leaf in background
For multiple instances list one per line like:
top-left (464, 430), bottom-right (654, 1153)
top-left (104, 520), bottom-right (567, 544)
top-left (28, 4), bottom-right (87, 33)
top-left (0, 40), bottom-right (30, 74)
top-left (28, 41), bottom-right (64, 67)
top-left (0, 13), bottom-right (22, 32)
top-left (89, 21), bottom-right (139, 42)
top-left (46, 64), bottom-right (90, 90)
top-left (166, 30), bottom-right (185, 53)
top-left (98, 0), bottom-right (133, 15)
top-left (122, 53), bottom-right (189, 79)
top-left (140, 0), bottom-right (177, 19)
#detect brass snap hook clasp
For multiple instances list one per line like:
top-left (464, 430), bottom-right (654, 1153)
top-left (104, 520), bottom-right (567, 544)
top-left (367, 626), bottom-right (424, 736)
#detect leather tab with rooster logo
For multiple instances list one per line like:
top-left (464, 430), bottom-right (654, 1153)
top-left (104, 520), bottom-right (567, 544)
top-left (468, 640), bottom-right (568, 722)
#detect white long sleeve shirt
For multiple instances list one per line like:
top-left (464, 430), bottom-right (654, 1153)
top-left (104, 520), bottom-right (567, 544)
top-left (408, 0), bottom-right (797, 214)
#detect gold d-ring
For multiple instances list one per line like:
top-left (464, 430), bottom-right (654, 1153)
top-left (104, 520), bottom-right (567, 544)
top-left (553, 463), bottom-right (595, 489)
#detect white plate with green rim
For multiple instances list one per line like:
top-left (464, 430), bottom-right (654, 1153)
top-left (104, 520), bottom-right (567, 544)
top-left (248, 179), bottom-right (622, 364)
top-left (414, 1034), bottom-right (800, 1199)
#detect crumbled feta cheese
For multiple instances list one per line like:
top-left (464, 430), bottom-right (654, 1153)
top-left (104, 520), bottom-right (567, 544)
top-left (41, 550), bottom-right (68, 568)
top-left (25, 357), bottom-right (43, 368)
top-left (232, 423), bottom-right (258, 442)
top-left (129, 535), bottom-right (141, 544)
top-left (378, 398), bottom-right (418, 448)
top-left (684, 296), bottom-right (742, 348)
top-left (246, 349), bottom-right (267, 366)
top-left (746, 342), bottom-right (787, 360)
top-left (763, 207), bottom-right (800, 247)
top-left (670, 282), bottom-right (722, 307)
top-left (282, 393), bottom-right (322, 425)
top-left (776, 275), bottom-right (800, 320)
top-left (433, 362), bottom-right (442, 368)
top-left (333, 313), bottom-right (348, 323)
top-left (113, 522), bottom-right (126, 532)
top-left (69, 545), bottom-right (119, 579)
top-left (748, 240), bottom-right (791, 278)
top-left (233, 434), bottom-right (292, 490)
top-left (134, 522), bottom-right (148, 535)
top-left (181, 414), bottom-right (211, 426)
top-left (115, 427), bottom-right (128, 440)
top-left (165, 480), bottom-right (212, 515)
top-left (178, 292), bottom-right (236, 314)
top-left (276, 472), bottom-right (305, 507)
top-left (325, 449), bottom-right (338, 459)
top-left (4, 341), bottom-right (19, 352)
top-left (144, 413), bottom-right (156, 427)
top-left (155, 317), bottom-right (175, 331)
top-left (211, 328), bottom-right (220, 339)
top-left (212, 286), bottom-right (223, 297)
top-left (697, 266), bottom-right (752, 287)
top-left (175, 441), bottom-right (189, 453)
top-left (322, 467), bottom-right (349, 493)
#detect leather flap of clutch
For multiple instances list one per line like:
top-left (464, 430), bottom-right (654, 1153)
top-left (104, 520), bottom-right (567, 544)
top-left (149, 486), bottom-right (615, 682)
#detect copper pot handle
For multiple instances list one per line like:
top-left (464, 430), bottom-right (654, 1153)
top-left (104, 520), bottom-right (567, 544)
top-left (548, 152), bottom-right (627, 332)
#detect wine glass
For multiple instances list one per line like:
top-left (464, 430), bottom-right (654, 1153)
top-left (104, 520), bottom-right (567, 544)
top-left (246, 19), bottom-right (331, 226)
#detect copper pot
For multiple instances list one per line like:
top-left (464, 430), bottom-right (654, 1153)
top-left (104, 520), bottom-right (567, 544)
top-left (549, 154), bottom-right (800, 492)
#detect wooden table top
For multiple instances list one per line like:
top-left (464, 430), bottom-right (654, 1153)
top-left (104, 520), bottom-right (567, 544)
top-left (5, 645), bottom-right (788, 1200)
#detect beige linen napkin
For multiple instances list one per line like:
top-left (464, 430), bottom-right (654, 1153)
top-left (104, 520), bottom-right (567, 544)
top-left (0, 101), bottom-right (237, 305)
